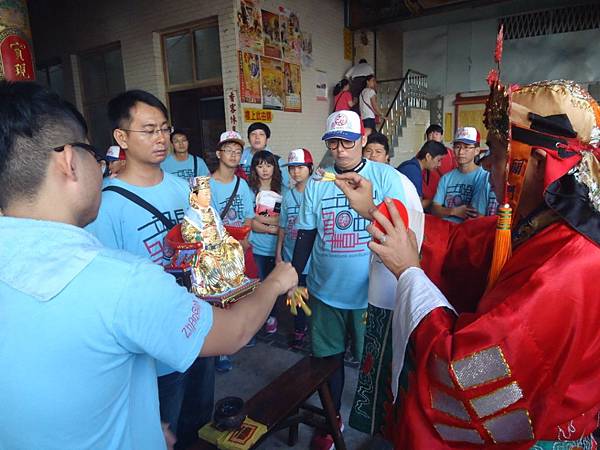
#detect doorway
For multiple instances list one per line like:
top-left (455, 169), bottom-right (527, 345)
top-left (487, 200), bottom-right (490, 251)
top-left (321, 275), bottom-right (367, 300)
top-left (169, 86), bottom-right (225, 172)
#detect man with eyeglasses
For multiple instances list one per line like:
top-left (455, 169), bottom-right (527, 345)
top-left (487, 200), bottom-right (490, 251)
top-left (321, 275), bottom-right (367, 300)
top-left (161, 128), bottom-right (210, 180)
top-left (0, 81), bottom-right (297, 450)
top-left (431, 127), bottom-right (497, 223)
top-left (87, 89), bottom-right (213, 448)
top-left (291, 110), bottom-right (409, 449)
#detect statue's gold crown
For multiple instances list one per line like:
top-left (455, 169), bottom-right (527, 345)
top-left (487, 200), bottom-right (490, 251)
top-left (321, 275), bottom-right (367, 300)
top-left (189, 176), bottom-right (211, 191)
top-left (484, 79), bottom-right (511, 141)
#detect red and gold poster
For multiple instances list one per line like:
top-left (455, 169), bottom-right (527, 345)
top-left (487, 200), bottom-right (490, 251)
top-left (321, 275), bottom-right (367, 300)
top-left (284, 62), bottom-right (301, 112)
top-left (238, 51), bottom-right (261, 104)
top-left (260, 56), bottom-right (284, 111)
top-left (261, 10), bottom-right (282, 59)
top-left (237, 0), bottom-right (263, 54)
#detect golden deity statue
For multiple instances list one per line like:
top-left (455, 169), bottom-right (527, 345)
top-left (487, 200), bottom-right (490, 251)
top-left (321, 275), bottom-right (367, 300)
top-left (181, 176), bottom-right (246, 297)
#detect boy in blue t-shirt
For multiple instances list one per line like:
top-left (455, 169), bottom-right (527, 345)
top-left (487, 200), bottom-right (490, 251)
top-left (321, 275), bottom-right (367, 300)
top-left (292, 111), bottom-right (408, 449)
top-left (161, 129), bottom-right (210, 180)
top-left (432, 126), bottom-right (497, 223)
top-left (209, 130), bottom-right (256, 372)
top-left (276, 148), bottom-right (314, 348)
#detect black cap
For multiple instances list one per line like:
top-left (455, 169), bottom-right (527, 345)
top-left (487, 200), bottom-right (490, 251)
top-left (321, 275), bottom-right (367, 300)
top-left (247, 122), bottom-right (271, 139)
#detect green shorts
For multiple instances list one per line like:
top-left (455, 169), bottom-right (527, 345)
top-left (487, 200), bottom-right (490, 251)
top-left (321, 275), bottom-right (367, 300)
top-left (309, 294), bottom-right (367, 360)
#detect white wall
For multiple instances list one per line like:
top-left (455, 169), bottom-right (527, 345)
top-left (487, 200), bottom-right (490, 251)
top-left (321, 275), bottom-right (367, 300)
top-left (30, 0), bottom-right (348, 164)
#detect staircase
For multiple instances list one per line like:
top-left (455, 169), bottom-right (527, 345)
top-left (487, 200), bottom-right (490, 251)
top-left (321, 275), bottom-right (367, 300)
top-left (378, 70), bottom-right (430, 166)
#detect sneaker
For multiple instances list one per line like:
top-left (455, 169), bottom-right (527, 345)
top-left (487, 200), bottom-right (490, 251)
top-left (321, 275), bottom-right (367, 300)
top-left (245, 336), bottom-right (257, 348)
top-left (291, 327), bottom-right (308, 350)
top-left (265, 316), bottom-right (278, 334)
top-left (215, 355), bottom-right (232, 373)
top-left (310, 417), bottom-right (343, 450)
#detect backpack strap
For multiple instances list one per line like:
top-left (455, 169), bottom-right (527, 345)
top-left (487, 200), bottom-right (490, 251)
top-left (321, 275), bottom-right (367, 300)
top-left (219, 176), bottom-right (241, 221)
top-left (102, 185), bottom-right (176, 230)
top-left (193, 155), bottom-right (198, 177)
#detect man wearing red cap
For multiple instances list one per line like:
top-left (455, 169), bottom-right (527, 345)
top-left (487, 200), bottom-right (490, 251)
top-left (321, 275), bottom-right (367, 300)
top-left (338, 78), bottom-right (600, 449)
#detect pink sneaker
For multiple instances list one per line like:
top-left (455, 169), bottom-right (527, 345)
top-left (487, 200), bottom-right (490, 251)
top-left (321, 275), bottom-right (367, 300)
top-left (265, 316), bottom-right (278, 334)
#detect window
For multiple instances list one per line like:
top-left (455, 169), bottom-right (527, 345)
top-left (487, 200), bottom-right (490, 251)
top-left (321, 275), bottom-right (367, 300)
top-left (78, 44), bottom-right (126, 150)
top-left (162, 20), bottom-right (222, 89)
top-left (36, 61), bottom-right (64, 98)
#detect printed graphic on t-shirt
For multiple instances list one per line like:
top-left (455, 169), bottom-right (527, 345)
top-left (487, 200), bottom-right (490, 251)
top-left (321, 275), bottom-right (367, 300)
top-left (137, 209), bottom-right (186, 264)
top-left (171, 168), bottom-right (196, 179)
top-left (444, 184), bottom-right (474, 208)
top-left (319, 192), bottom-right (375, 253)
top-left (487, 194), bottom-right (499, 216)
top-left (220, 195), bottom-right (247, 227)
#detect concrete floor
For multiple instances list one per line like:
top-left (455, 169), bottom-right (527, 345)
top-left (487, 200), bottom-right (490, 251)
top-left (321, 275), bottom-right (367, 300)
top-left (213, 313), bottom-right (392, 450)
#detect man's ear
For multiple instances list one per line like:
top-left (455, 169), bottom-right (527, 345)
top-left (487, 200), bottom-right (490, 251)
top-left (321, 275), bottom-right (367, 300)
top-left (113, 128), bottom-right (128, 149)
top-left (360, 135), bottom-right (367, 148)
top-left (53, 144), bottom-right (78, 181)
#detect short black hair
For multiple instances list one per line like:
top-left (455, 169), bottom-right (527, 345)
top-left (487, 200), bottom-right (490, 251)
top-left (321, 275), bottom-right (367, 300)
top-left (0, 81), bottom-right (87, 208)
top-left (416, 140), bottom-right (447, 160)
top-left (365, 132), bottom-right (389, 154)
top-left (358, 59), bottom-right (367, 64)
top-left (107, 89), bottom-right (168, 131)
top-left (170, 128), bottom-right (188, 142)
top-left (425, 124), bottom-right (443, 136)
top-left (247, 122), bottom-right (271, 139)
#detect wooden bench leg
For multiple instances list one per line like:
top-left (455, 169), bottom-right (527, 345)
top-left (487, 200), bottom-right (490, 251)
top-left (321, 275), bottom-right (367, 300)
top-left (317, 383), bottom-right (347, 450)
top-left (287, 408), bottom-right (299, 446)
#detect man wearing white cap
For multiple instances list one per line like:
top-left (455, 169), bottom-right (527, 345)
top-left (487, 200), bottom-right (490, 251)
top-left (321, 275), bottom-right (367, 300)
top-left (431, 126), bottom-right (497, 223)
top-left (291, 110), bottom-right (409, 449)
top-left (209, 130), bottom-right (256, 373)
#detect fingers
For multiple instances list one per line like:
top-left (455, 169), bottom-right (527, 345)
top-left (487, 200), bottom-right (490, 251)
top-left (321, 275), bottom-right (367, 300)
top-left (369, 206), bottom-right (395, 236)
top-left (384, 197), bottom-right (408, 232)
top-left (367, 223), bottom-right (387, 243)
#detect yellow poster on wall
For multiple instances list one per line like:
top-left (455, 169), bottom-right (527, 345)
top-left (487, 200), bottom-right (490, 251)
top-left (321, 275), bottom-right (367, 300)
top-left (456, 103), bottom-right (488, 146)
top-left (243, 108), bottom-right (273, 122)
top-left (261, 56), bottom-right (284, 110)
top-left (284, 62), bottom-right (302, 112)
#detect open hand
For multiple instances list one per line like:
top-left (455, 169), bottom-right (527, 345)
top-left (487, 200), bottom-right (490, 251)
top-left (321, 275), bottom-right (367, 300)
top-left (367, 197), bottom-right (420, 278)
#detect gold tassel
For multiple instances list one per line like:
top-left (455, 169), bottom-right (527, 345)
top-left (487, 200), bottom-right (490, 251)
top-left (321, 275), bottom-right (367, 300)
top-left (486, 204), bottom-right (512, 290)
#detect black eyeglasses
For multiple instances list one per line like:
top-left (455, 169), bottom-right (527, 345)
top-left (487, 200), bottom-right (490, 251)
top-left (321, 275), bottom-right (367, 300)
top-left (53, 142), bottom-right (108, 175)
top-left (325, 139), bottom-right (357, 150)
top-left (120, 126), bottom-right (174, 139)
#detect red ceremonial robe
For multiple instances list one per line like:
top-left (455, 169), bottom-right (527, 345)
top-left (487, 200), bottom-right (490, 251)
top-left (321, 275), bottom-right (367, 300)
top-left (389, 215), bottom-right (600, 449)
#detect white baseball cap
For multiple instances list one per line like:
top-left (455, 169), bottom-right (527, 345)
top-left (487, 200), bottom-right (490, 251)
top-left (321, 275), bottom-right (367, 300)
top-left (322, 110), bottom-right (364, 142)
top-left (454, 127), bottom-right (481, 146)
top-left (218, 130), bottom-right (245, 148)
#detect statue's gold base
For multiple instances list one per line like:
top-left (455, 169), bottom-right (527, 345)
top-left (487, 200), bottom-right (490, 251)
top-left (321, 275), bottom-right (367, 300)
top-left (199, 278), bottom-right (260, 308)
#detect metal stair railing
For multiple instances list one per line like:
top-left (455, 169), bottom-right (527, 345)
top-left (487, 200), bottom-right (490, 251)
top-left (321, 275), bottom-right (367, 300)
top-left (377, 70), bottom-right (428, 154)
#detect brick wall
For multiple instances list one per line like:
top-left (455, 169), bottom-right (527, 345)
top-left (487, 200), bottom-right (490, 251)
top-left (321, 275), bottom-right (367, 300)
top-left (30, 0), bottom-right (349, 164)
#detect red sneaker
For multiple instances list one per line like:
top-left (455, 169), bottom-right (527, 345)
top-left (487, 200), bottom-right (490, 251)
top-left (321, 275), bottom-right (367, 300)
top-left (310, 417), bottom-right (344, 450)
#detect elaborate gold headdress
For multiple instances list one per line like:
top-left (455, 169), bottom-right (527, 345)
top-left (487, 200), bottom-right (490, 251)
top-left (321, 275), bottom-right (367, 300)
top-left (483, 25), bottom-right (600, 289)
top-left (189, 176), bottom-right (211, 192)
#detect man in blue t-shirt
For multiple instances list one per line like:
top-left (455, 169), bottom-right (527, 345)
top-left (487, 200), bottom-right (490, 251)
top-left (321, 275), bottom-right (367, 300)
top-left (0, 82), bottom-right (297, 450)
top-left (397, 140), bottom-right (448, 210)
top-left (239, 122), bottom-right (289, 187)
top-left (293, 110), bottom-right (407, 450)
top-left (161, 129), bottom-right (210, 180)
top-left (432, 126), bottom-right (497, 223)
top-left (87, 91), bottom-right (212, 447)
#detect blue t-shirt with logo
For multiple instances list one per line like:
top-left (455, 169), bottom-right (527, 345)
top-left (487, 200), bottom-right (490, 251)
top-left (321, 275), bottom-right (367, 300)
top-left (249, 187), bottom-right (289, 257)
top-left (297, 160), bottom-right (406, 310)
top-left (279, 187), bottom-right (310, 275)
top-left (209, 176), bottom-right (255, 227)
top-left (87, 173), bottom-right (190, 376)
top-left (88, 173), bottom-right (189, 265)
top-left (161, 153), bottom-right (210, 180)
top-left (240, 146), bottom-right (290, 188)
top-left (0, 217), bottom-right (212, 450)
top-left (433, 166), bottom-right (497, 223)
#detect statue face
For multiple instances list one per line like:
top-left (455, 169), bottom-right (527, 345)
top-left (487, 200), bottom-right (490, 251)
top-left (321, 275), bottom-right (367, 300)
top-left (191, 188), bottom-right (211, 208)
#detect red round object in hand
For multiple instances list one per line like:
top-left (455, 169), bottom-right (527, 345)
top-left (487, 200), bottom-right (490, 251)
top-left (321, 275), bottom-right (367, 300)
top-left (373, 199), bottom-right (409, 237)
